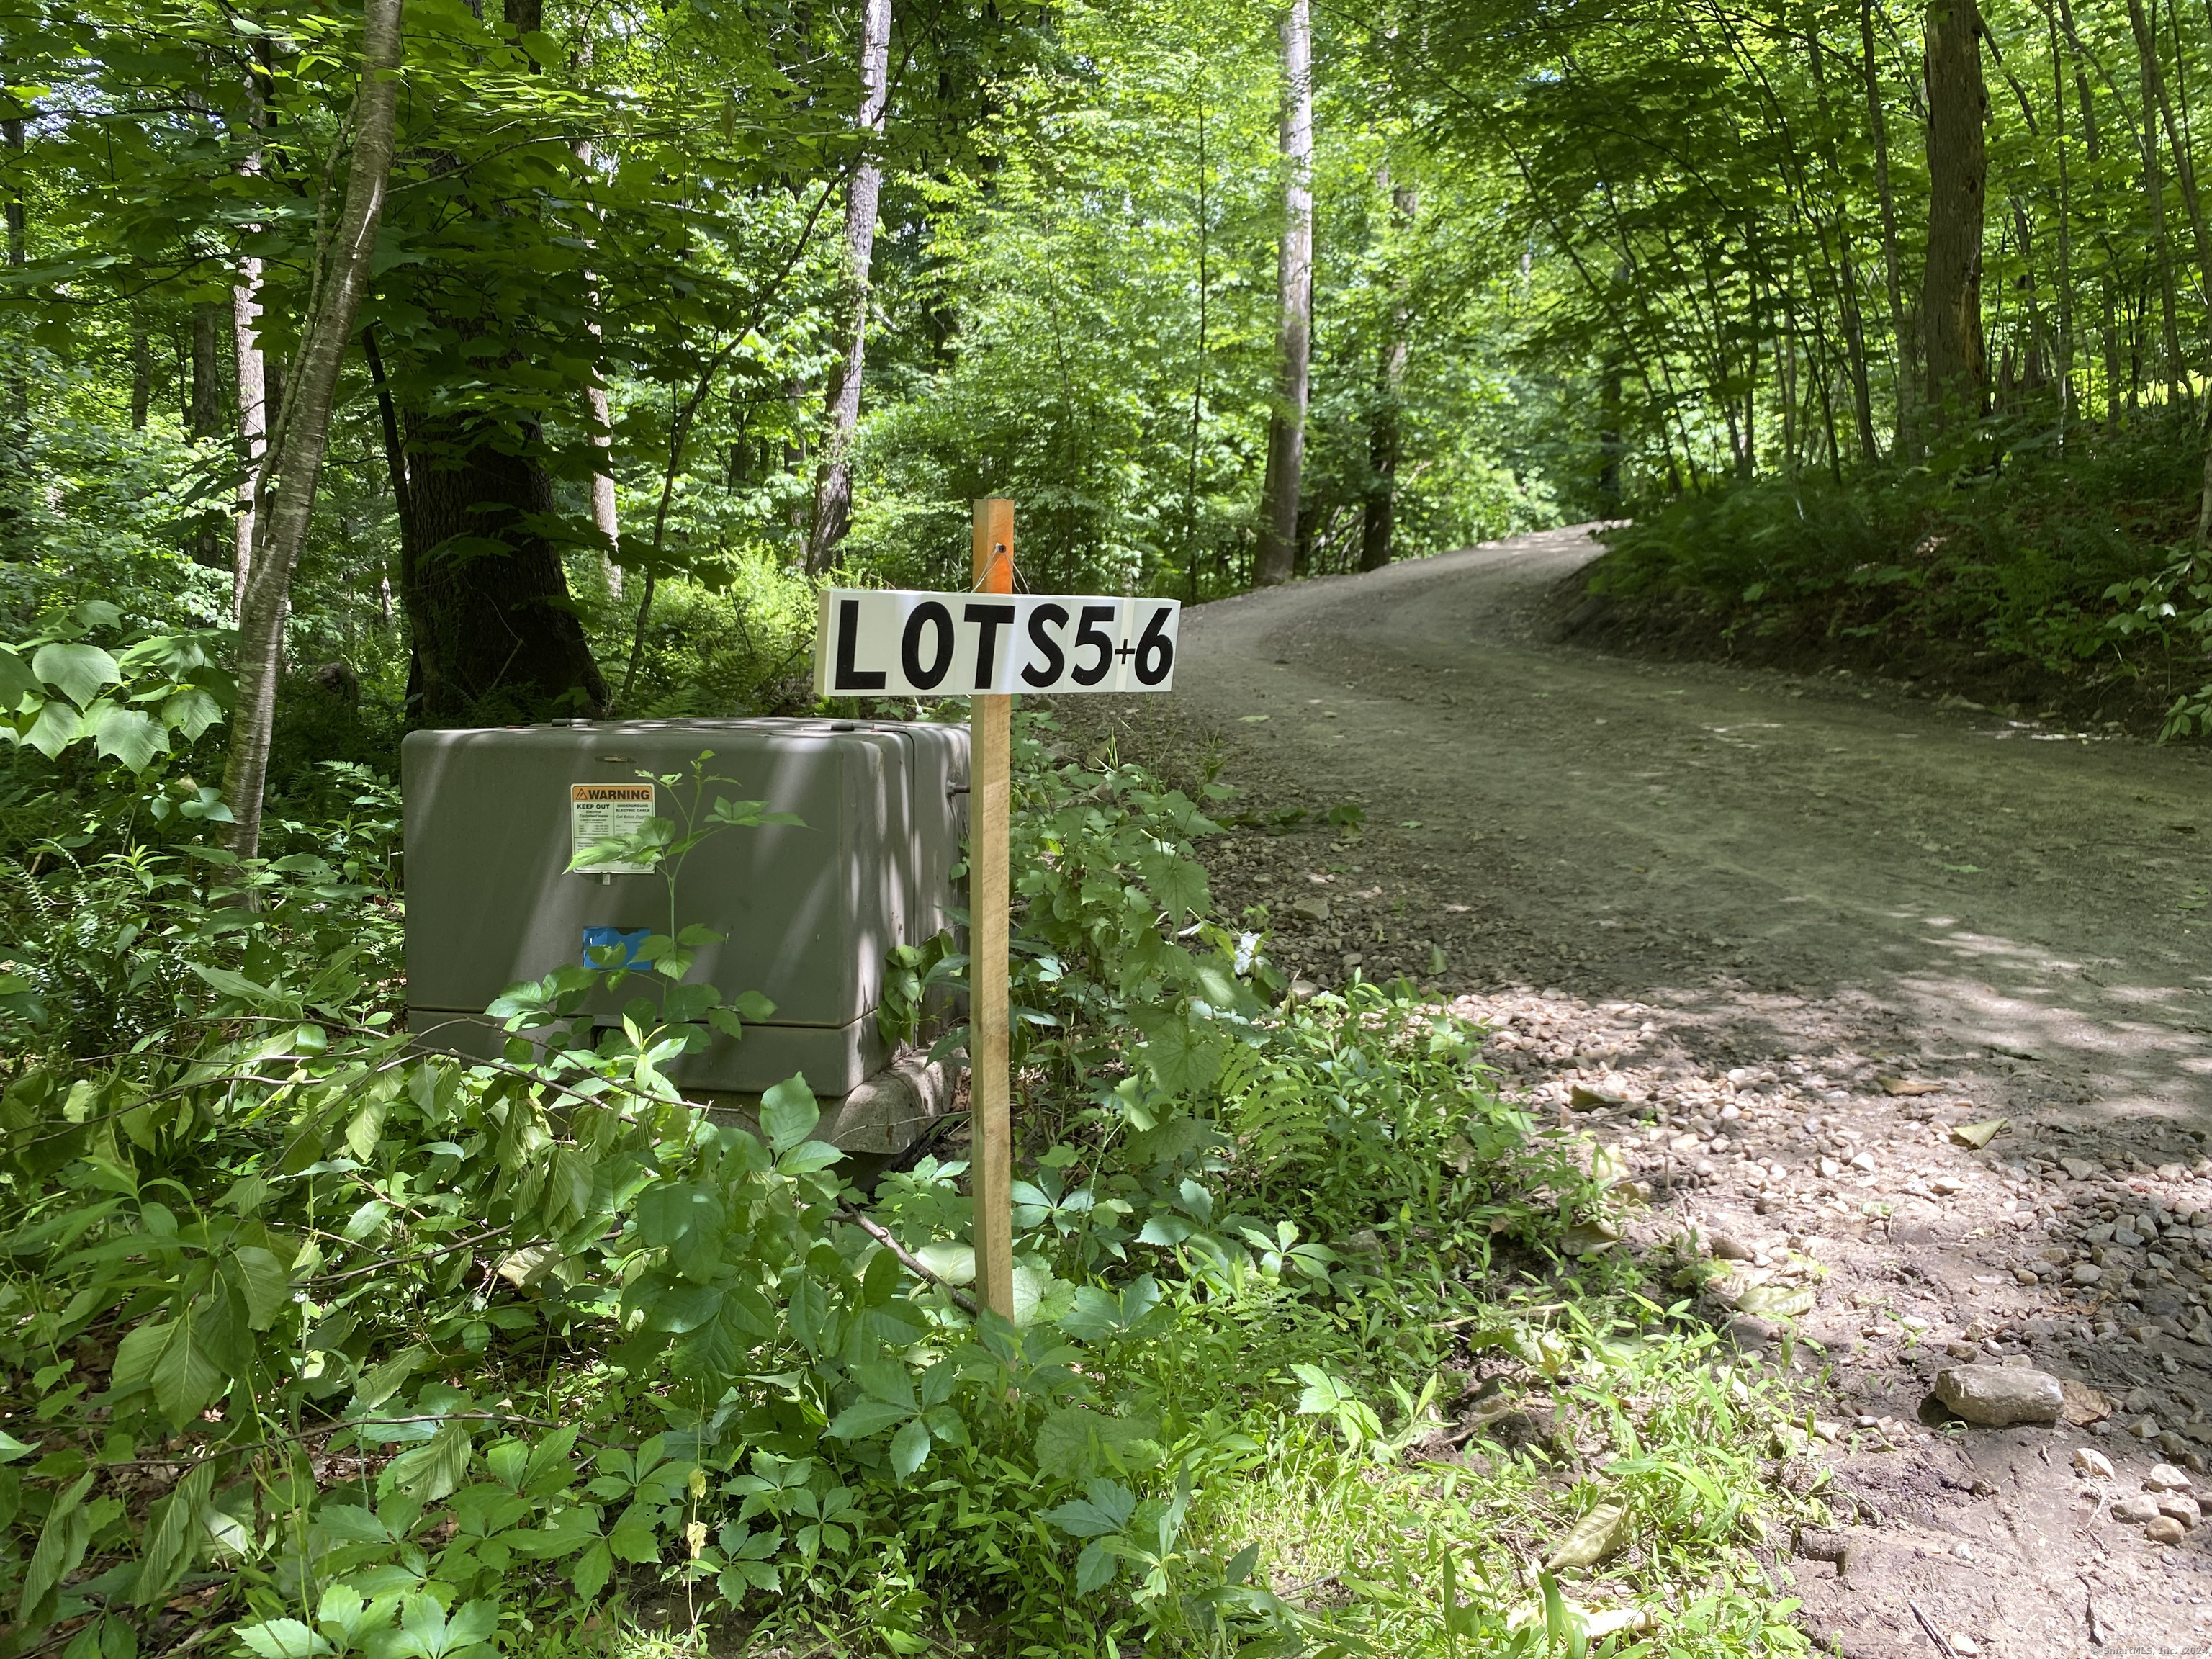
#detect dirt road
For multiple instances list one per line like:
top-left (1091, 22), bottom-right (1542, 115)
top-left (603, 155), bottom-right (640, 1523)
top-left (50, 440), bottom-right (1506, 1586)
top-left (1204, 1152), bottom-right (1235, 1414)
top-left (1112, 526), bottom-right (2212, 1656)
top-left (1168, 524), bottom-right (2212, 1128)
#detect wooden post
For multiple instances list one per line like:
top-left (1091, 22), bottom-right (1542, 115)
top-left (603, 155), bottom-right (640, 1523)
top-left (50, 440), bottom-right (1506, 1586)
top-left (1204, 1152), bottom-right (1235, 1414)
top-left (970, 498), bottom-right (1015, 1321)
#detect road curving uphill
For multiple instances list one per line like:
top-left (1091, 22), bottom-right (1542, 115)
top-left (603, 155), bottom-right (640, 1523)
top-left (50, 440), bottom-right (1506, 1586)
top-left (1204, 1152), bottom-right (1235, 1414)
top-left (1096, 526), bottom-right (2212, 1658)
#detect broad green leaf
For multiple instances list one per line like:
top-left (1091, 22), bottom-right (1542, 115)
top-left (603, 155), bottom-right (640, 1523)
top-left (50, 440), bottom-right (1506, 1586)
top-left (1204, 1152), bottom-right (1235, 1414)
top-left (775, 1139), bottom-right (843, 1175)
top-left (238, 1619), bottom-right (332, 1659)
top-left (23, 698), bottom-right (80, 759)
top-left (0, 649), bottom-right (39, 712)
top-left (824, 1399), bottom-right (913, 1439)
top-left (355, 1345), bottom-right (428, 1410)
top-left (0, 1430), bottom-right (32, 1462)
top-left (759, 1074), bottom-right (819, 1152)
top-left (162, 685), bottom-right (225, 739)
top-left (1074, 1537), bottom-right (1120, 1593)
top-left (1033, 1408), bottom-right (1164, 1480)
top-left (134, 1459), bottom-right (216, 1607)
top-left (32, 641), bottom-right (119, 706)
top-left (19, 1471), bottom-right (94, 1622)
top-left (86, 703), bottom-right (166, 771)
top-left (889, 1418), bottom-right (931, 1479)
top-left (571, 1539), bottom-right (613, 1598)
top-left (1039, 1479), bottom-right (1136, 1539)
top-left (228, 1246), bottom-right (290, 1330)
top-left (381, 1421), bottom-right (472, 1503)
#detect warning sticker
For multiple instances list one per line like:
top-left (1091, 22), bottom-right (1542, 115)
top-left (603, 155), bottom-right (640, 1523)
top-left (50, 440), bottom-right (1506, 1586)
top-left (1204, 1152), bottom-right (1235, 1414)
top-left (570, 783), bottom-right (657, 876)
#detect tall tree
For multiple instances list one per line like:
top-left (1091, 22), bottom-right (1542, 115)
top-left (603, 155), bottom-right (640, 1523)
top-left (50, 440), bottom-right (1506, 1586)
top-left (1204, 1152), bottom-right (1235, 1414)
top-left (230, 42), bottom-right (273, 618)
top-left (806, 0), bottom-right (894, 575)
top-left (1359, 172), bottom-right (1414, 572)
top-left (385, 0), bottom-right (608, 726)
top-left (189, 303), bottom-right (227, 570)
top-left (1254, 0), bottom-right (1313, 588)
top-left (0, 89), bottom-right (23, 554)
top-left (1921, 0), bottom-right (1990, 426)
top-left (222, 0), bottom-right (405, 859)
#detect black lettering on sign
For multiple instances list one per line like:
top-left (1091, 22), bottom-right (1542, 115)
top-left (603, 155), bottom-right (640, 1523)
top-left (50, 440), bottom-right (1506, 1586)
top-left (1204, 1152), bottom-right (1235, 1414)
top-left (1022, 603), bottom-right (1068, 688)
top-left (901, 601), bottom-right (954, 691)
top-left (965, 602), bottom-right (1017, 690)
top-left (833, 598), bottom-right (886, 692)
top-left (1133, 606), bottom-right (1175, 686)
top-left (1071, 605), bottom-right (1115, 687)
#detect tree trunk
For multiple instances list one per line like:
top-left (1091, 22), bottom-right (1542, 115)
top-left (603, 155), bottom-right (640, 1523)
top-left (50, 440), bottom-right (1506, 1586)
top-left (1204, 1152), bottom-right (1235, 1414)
top-left (574, 127), bottom-right (621, 597)
top-left (229, 48), bottom-right (273, 619)
top-left (1254, 0), bottom-right (1313, 589)
top-left (222, 0), bottom-right (406, 860)
top-left (804, 0), bottom-right (892, 575)
top-left (189, 303), bottom-right (228, 570)
top-left (389, 0), bottom-right (608, 727)
top-left (1861, 0), bottom-right (1914, 449)
top-left (2046, 2), bottom-right (2075, 438)
top-left (130, 328), bottom-right (152, 431)
top-left (1921, 0), bottom-right (1989, 427)
top-left (1, 102), bottom-right (24, 554)
top-left (1359, 177), bottom-right (1413, 573)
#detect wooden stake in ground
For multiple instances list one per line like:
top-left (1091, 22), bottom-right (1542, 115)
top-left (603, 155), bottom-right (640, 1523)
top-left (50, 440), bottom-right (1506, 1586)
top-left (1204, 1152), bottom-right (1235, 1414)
top-left (970, 498), bottom-right (1015, 1321)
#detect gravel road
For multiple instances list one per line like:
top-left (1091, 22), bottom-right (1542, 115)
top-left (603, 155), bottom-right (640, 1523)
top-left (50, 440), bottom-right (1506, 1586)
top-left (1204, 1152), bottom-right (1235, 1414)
top-left (1092, 526), bottom-right (2212, 1656)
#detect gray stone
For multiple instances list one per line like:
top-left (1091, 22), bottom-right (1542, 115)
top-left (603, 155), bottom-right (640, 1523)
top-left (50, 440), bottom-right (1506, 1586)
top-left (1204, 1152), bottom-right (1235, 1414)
top-left (1933, 1363), bottom-right (2065, 1426)
top-left (1709, 1233), bottom-right (1755, 1262)
top-left (2072, 1263), bottom-right (2104, 1286)
top-left (2113, 1494), bottom-right (2161, 1522)
top-left (1291, 897), bottom-right (1331, 923)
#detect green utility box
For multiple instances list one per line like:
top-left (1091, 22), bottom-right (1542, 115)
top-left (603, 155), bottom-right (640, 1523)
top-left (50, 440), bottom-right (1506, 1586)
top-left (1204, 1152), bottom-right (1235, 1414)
top-left (401, 718), bottom-right (967, 1151)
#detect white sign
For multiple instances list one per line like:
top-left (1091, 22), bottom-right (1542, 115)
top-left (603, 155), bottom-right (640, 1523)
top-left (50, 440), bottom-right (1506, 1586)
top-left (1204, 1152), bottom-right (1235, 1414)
top-left (570, 781), bottom-right (656, 875)
top-left (812, 589), bottom-right (1180, 697)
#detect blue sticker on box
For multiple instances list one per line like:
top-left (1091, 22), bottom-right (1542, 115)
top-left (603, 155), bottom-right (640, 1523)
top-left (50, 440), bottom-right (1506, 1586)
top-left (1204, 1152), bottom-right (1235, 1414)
top-left (583, 926), bottom-right (651, 970)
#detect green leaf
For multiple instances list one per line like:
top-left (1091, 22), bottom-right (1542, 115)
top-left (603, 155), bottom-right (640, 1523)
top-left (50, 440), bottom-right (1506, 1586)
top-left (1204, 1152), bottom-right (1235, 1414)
top-left (228, 1246), bottom-right (290, 1330)
top-left (759, 1075), bottom-right (819, 1153)
top-left (0, 648), bottom-right (39, 712)
top-left (114, 1310), bottom-right (230, 1429)
top-left (87, 703), bottom-right (166, 772)
top-left (572, 1539), bottom-right (613, 1599)
top-left (824, 1399), bottom-right (914, 1439)
top-left (162, 686), bottom-right (225, 739)
top-left (1074, 1536), bottom-right (1120, 1593)
top-left (1040, 1479), bottom-right (1136, 1539)
top-left (775, 1139), bottom-right (843, 1175)
top-left (32, 641), bottom-right (120, 706)
top-left (889, 1418), bottom-right (930, 1480)
top-left (381, 1421), bottom-right (472, 1503)
top-left (19, 1471), bottom-right (94, 1623)
top-left (23, 698), bottom-right (80, 760)
top-left (0, 1430), bottom-right (33, 1462)
top-left (134, 1460), bottom-right (216, 1607)
top-left (355, 1345), bottom-right (428, 1411)
top-left (1034, 1408), bottom-right (1164, 1481)
top-left (237, 1619), bottom-right (332, 1659)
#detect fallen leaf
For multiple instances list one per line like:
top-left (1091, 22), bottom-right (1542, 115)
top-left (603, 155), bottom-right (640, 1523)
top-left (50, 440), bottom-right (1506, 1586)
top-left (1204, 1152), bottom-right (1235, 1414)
top-left (1950, 1118), bottom-right (2009, 1150)
top-left (2062, 1380), bottom-right (2113, 1426)
top-left (1543, 1501), bottom-right (1629, 1572)
top-left (1737, 1285), bottom-right (1817, 1319)
top-left (1560, 1218), bottom-right (1620, 1256)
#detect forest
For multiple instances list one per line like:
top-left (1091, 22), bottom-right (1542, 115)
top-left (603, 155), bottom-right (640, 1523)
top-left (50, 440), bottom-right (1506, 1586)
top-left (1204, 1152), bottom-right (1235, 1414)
top-left (4, 0), bottom-right (2212, 1653)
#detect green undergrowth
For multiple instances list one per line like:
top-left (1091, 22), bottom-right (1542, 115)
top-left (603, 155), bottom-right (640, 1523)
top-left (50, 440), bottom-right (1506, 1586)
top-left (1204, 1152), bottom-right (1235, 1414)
top-left (0, 705), bottom-right (1815, 1659)
top-left (1587, 413), bottom-right (2212, 732)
